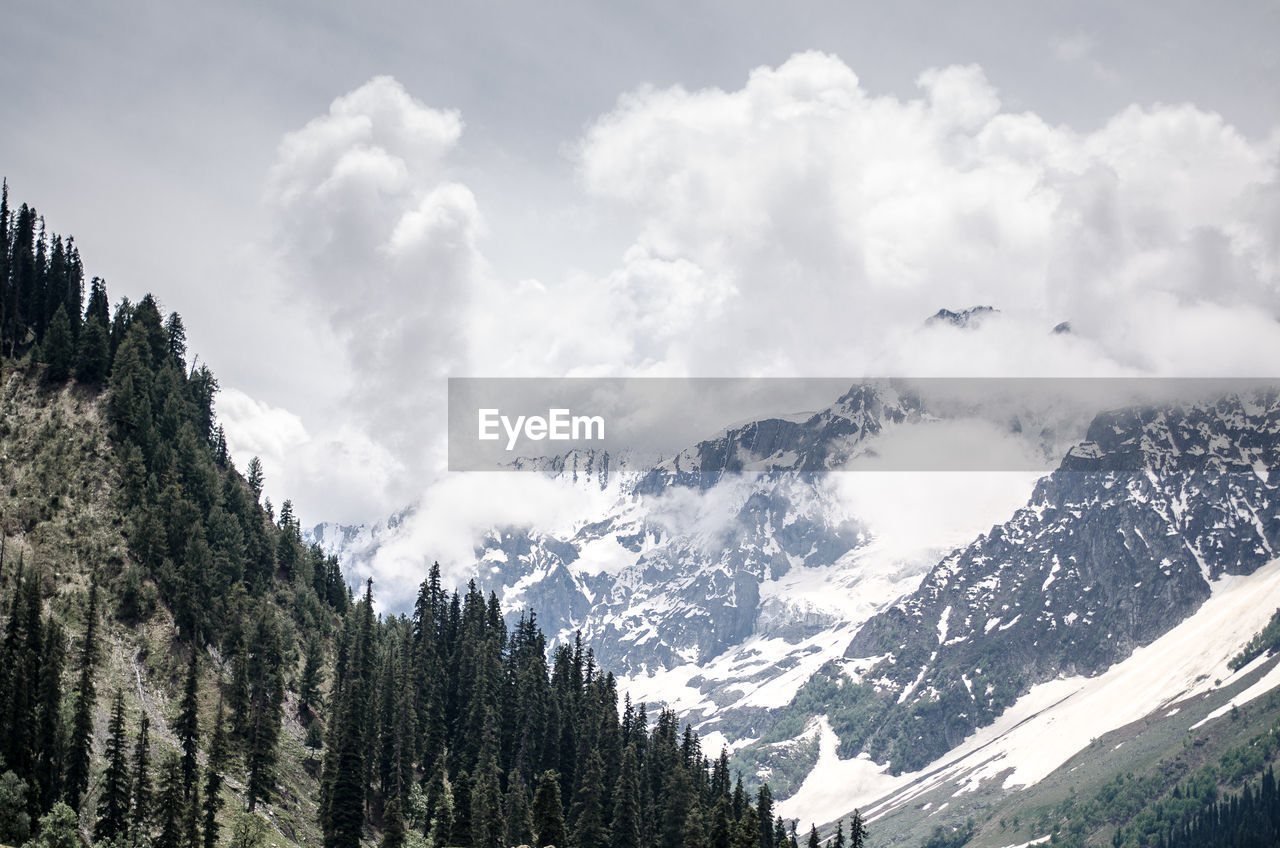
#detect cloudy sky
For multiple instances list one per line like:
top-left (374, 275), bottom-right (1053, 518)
top-left (4, 1), bottom-right (1279, 536)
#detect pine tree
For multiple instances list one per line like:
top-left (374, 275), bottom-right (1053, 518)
top-left (182, 779), bottom-right (202, 848)
top-left (659, 760), bottom-right (695, 848)
top-left (711, 799), bottom-right (732, 848)
top-left (132, 712), bottom-right (153, 837)
top-left (755, 787), bottom-right (773, 848)
top-left (30, 802), bottom-right (80, 848)
top-left (75, 314), bottom-right (109, 383)
top-left (175, 651), bottom-right (201, 790)
top-left (682, 804), bottom-right (709, 848)
top-left (806, 825), bottom-right (819, 848)
top-left (426, 778), bottom-right (454, 848)
top-left (153, 754), bottom-right (184, 848)
top-left (471, 720), bottom-right (505, 848)
top-left (324, 685), bottom-right (368, 848)
top-left (246, 457), bottom-right (264, 502)
top-left (610, 745), bottom-right (641, 848)
top-left (846, 812), bottom-right (865, 848)
top-left (245, 610), bottom-right (284, 811)
top-left (41, 303), bottom-right (73, 382)
top-left (532, 770), bottom-right (567, 848)
top-left (504, 771), bottom-right (535, 848)
top-left (96, 691), bottom-right (132, 843)
top-left (831, 820), bottom-right (844, 848)
top-left (202, 699), bottom-right (227, 848)
top-left (64, 582), bottom-right (99, 808)
top-left (382, 799), bottom-right (406, 848)
top-left (733, 808), bottom-right (760, 848)
top-left (300, 636), bottom-right (324, 719)
top-left (570, 750), bottom-right (608, 848)
top-left (164, 312), bottom-right (186, 368)
top-left (33, 617), bottom-right (66, 810)
top-left (0, 768), bottom-right (32, 845)
top-left (0, 566), bottom-right (43, 789)
top-left (451, 770), bottom-right (473, 848)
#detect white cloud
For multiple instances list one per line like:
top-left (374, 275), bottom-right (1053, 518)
top-left (261, 75), bottom-right (484, 505)
top-left (219, 56), bottom-right (1280, 607)
top-left (568, 51), bottom-right (1280, 379)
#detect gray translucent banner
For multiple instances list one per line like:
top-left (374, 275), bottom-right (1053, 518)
top-left (447, 377), bottom-right (1280, 473)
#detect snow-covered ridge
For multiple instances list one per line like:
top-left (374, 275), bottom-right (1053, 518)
top-left (780, 556), bottom-right (1280, 825)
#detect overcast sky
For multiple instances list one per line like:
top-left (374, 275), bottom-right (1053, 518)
top-left (4, 1), bottom-right (1279, 531)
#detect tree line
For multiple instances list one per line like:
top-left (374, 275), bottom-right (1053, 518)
top-left (0, 184), bottom-right (865, 848)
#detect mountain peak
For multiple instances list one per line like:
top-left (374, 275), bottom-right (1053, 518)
top-left (925, 305), bottom-right (998, 328)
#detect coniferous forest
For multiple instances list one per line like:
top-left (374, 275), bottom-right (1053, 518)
top-left (0, 184), bottom-right (852, 848)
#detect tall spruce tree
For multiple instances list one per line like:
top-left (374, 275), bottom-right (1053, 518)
top-left (33, 618), bottom-right (66, 811)
top-left (245, 610), bottom-right (284, 811)
top-left (41, 303), bottom-right (73, 382)
top-left (570, 750), bottom-right (609, 848)
top-left (202, 698), bottom-right (227, 848)
top-left (532, 770), bottom-right (567, 848)
top-left (64, 582), bottom-right (99, 808)
top-left (95, 691), bottom-right (132, 843)
top-left (504, 771), bottom-right (535, 848)
top-left (611, 744), bottom-right (642, 848)
top-left (755, 787), bottom-right (774, 848)
top-left (131, 712), bottom-right (152, 838)
top-left (153, 754), bottom-right (184, 848)
top-left (175, 651), bottom-right (200, 790)
top-left (846, 812), bottom-right (865, 848)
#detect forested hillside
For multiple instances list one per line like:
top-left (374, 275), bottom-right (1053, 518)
top-left (0, 184), bottom-right (819, 848)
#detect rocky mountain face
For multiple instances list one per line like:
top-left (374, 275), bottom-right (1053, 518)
top-left (463, 384), bottom-right (933, 673)
top-left (789, 391), bottom-right (1280, 773)
top-left (925, 305), bottom-right (998, 328)
top-left (312, 380), bottom-right (1280, 813)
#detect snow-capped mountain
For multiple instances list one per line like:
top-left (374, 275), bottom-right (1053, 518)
top-left (311, 378), bottom-right (1280, 835)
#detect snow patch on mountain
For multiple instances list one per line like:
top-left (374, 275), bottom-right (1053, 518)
top-left (780, 556), bottom-right (1280, 826)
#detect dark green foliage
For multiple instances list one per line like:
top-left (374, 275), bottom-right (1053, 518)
top-left (132, 711), bottom-right (153, 838)
top-left (755, 787), bottom-right (773, 848)
top-left (245, 608), bottom-right (285, 811)
top-left (1159, 766), bottom-right (1279, 847)
top-left (41, 303), bottom-right (73, 381)
top-left (846, 811), bottom-right (865, 848)
top-left (472, 716), bottom-right (505, 848)
top-left (382, 798), bottom-right (406, 848)
top-left (64, 582), bottom-right (98, 809)
top-left (29, 802), bottom-right (81, 848)
top-left (176, 649), bottom-right (201, 789)
top-left (682, 805), bottom-right (709, 848)
top-left (570, 750), bottom-right (608, 848)
top-left (95, 691), bottom-right (132, 843)
top-left (504, 770), bottom-right (536, 848)
top-left (246, 456), bottom-right (264, 501)
top-left (202, 699), bottom-right (227, 848)
top-left (919, 820), bottom-right (974, 848)
top-left (1230, 607), bottom-right (1280, 671)
top-left (75, 313), bottom-right (109, 382)
top-left (32, 614), bottom-right (65, 810)
top-left (153, 753), bottom-right (184, 848)
top-left (300, 635), bottom-right (324, 719)
top-left (0, 564), bottom-right (43, 792)
top-left (533, 770), bottom-right (567, 848)
top-left (611, 745), bottom-right (642, 848)
top-left (0, 767), bottom-right (32, 845)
